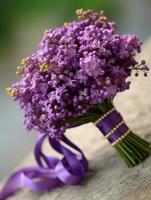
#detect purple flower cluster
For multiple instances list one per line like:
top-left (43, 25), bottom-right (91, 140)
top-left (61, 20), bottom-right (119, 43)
top-left (8, 9), bottom-right (149, 138)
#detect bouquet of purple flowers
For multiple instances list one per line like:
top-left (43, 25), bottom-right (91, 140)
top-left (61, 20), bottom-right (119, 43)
top-left (1, 9), bottom-right (150, 200)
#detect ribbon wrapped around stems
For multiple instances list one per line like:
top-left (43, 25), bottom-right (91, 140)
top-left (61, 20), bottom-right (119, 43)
top-left (94, 106), bottom-right (151, 167)
top-left (95, 108), bottom-right (130, 146)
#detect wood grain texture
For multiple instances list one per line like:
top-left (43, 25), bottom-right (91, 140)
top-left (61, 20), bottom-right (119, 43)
top-left (1, 38), bottom-right (151, 200)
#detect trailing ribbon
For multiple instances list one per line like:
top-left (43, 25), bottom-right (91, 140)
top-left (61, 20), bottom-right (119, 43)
top-left (0, 134), bottom-right (88, 200)
top-left (1, 108), bottom-right (149, 199)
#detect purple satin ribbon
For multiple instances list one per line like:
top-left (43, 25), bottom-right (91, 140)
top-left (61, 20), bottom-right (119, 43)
top-left (0, 134), bottom-right (88, 200)
top-left (96, 110), bottom-right (123, 136)
top-left (96, 108), bottom-right (129, 144)
top-left (0, 108), bottom-right (128, 199)
top-left (107, 124), bottom-right (129, 144)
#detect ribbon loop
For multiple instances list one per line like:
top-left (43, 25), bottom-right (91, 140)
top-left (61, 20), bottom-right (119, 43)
top-left (0, 133), bottom-right (88, 200)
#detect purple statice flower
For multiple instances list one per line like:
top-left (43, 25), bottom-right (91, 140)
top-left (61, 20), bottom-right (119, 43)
top-left (7, 9), bottom-right (149, 139)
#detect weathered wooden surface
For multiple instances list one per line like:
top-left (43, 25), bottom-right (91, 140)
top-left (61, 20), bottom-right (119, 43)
top-left (1, 38), bottom-right (151, 200)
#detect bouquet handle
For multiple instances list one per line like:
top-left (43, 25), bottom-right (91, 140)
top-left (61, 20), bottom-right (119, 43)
top-left (95, 103), bottom-right (151, 167)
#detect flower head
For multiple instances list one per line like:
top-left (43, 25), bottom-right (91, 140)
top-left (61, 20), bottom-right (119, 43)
top-left (9, 9), bottom-right (149, 139)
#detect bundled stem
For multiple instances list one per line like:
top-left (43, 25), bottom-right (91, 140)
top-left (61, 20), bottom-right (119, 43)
top-left (115, 131), bottom-right (151, 167)
top-left (68, 99), bottom-right (151, 167)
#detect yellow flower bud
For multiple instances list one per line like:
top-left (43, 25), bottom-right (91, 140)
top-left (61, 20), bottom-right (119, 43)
top-left (76, 8), bottom-right (83, 16)
top-left (6, 87), bottom-right (19, 97)
top-left (44, 29), bottom-right (48, 35)
top-left (39, 63), bottom-right (49, 73)
top-left (64, 22), bottom-right (68, 28)
top-left (21, 59), bottom-right (27, 65)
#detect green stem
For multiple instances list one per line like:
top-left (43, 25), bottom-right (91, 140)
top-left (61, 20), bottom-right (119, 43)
top-left (115, 132), bottom-right (151, 167)
top-left (67, 99), bottom-right (151, 167)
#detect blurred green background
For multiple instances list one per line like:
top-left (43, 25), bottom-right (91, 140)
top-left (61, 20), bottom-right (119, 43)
top-left (0, 0), bottom-right (151, 180)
